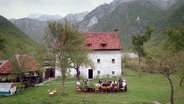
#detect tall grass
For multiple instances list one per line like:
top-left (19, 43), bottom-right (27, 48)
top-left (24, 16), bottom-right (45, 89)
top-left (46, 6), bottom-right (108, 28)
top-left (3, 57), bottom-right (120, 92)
top-left (0, 68), bottom-right (183, 104)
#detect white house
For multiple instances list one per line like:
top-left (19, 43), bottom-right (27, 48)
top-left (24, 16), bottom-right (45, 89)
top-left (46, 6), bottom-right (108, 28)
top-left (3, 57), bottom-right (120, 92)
top-left (54, 30), bottom-right (122, 79)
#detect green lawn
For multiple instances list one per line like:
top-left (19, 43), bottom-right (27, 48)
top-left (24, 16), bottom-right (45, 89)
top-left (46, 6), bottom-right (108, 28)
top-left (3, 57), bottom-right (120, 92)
top-left (0, 68), bottom-right (184, 104)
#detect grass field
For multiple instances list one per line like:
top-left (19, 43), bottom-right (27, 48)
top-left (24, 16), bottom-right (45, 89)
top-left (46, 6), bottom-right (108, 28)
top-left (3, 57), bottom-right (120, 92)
top-left (0, 68), bottom-right (183, 104)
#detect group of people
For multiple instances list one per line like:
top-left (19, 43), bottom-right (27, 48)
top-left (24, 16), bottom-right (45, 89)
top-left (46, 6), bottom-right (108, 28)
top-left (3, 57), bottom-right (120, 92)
top-left (76, 77), bottom-right (127, 93)
top-left (97, 77), bottom-right (127, 92)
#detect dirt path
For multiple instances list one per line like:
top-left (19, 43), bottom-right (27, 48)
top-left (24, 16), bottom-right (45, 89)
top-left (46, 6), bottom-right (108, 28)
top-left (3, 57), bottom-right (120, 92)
top-left (35, 78), bottom-right (75, 86)
top-left (153, 101), bottom-right (161, 104)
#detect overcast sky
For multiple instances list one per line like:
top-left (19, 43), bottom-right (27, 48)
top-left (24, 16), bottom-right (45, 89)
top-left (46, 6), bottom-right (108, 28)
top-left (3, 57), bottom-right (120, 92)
top-left (0, 0), bottom-right (114, 19)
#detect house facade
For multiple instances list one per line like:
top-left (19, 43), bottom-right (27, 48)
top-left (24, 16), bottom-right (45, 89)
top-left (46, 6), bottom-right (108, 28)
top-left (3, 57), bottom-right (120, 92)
top-left (55, 30), bottom-right (122, 79)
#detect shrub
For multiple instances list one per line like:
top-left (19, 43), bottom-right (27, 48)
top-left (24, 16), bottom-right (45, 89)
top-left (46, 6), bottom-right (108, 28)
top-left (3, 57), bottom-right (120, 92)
top-left (16, 83), bottom-right (25, 92)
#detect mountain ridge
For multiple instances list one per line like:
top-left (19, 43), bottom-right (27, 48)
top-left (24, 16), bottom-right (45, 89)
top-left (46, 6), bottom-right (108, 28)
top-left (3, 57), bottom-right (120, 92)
top-left (9, 0), bottom-right (183, 51)
top-left (0, 15), bottom-right (37, 57)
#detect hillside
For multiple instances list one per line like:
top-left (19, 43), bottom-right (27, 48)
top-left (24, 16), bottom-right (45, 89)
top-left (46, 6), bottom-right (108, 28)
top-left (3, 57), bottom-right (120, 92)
top-left (10, 18), bottom-right (47, 43)
top-left (79, 0), bottom-right (166, 50)
top-left (10, 11), bottom-right (88, 43)
top-left (9, 0), bottom-right (184, 51)
top-left (0, 15), bottom-right (37, 58)
top-left (146, 0), bottom-right (184, 48)
top-left (165, 0), bottom-right (184, 27)
top-left (79, 0), bottom-right (183, 51)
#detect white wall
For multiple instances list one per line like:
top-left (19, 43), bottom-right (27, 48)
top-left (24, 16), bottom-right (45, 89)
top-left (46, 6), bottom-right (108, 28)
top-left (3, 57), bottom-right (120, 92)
top-left (69, 50), bottom-right (122, 79)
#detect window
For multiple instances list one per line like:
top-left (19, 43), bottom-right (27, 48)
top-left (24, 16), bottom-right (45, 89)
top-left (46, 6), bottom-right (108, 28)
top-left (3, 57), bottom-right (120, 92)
top-left (112, 59), bottom-right (115, 63)
top-left (97, 71), bottom-right (100, 74)
top-left (101, 43), bottom-right (107, 47)
top-left (87, 44), bottom-right (92, 47)
top-left (112, 71), bottom-right (115, 75)
top-left (97, 59), bottom-right (100, 63)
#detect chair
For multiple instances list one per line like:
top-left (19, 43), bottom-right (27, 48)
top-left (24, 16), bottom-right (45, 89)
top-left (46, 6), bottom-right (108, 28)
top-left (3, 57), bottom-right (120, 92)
top-left (76, 86), bottom-right (81, 93)
top-left (95, 86), bottom-right (100, 93)
top-left (121, 86), bottom-right (125, 92)
top-left (101, 86), bottom-right (107, 93)
top-left (106, 86), bottom-right (111, 92)
top-left (113, 86), bottom-right (118, 92)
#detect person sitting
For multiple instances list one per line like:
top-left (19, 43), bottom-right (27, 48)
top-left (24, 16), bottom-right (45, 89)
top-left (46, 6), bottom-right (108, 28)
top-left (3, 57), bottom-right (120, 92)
top-left (98, 80), bottom-right (102, 84)
top-left (76, 80), bottom-right (82, 90)
top-left (102, 80), bottom-right (107, 86)
top-left (76, 80), bottom-right (81, 87)
top-left (121, 80), bottom-right (127, 92)
top-left (106, 81), bottom-right (111, 86)
top-left (111, 80), bottom-right (117, 86)
top-left (118, 77), bottom-right (122, 90)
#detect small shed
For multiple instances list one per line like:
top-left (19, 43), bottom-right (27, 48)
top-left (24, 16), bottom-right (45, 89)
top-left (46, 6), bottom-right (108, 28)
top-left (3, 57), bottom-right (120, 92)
top-left (0, 55), bottom-right (41, 87)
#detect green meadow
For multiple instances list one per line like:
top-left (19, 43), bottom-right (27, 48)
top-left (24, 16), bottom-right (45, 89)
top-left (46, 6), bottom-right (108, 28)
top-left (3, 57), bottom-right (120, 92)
top-left (0, 68), bottom-right (183, 104)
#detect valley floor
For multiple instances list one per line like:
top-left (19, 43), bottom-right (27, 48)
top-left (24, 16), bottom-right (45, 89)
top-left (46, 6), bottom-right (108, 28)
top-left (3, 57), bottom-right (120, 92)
top-left (0, 68), bottom-right (184, 104)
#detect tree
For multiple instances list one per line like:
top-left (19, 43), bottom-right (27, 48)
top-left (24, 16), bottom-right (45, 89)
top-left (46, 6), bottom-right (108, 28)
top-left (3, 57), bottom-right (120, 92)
top-left (145, 26), bottom-right (184, 104)
top-left (69, 46), bottom-right (93, 81)
top-left (43, 21), bottom-right (86, 95)
top-left (166, 26), bottom-right (184, 86)
top-left (10, 54), bottom-right (31, 84)
top-left (132, 27), bottom-right (153, 77)
top-left (146, 47), bottom-right (179, 104)
top-left (178, 59), bottom-right (184, 86)
top-left (31, 46), bottom-right (55, 83)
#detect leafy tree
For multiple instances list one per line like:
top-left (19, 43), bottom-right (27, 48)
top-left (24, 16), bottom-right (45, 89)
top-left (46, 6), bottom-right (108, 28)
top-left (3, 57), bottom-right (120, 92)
top-left (10, 54), bottom-right (30, 84)
top-left (43, 21), bottom-right (86, 95)
top-left (31, 46), bottom-right (54, 82)
top-left (4, 41), bottom-right (39, 86)
top-left (132, 27), bottom-right (153, 77)
top-left (165, 26), bottom-right (184, 86)
top-left (166, 26), bottom-right (184, 51)
top-left (69, 46), bottom-right (93, 81)
top-left (146, 47), bottom-right (179, 104)
top-left (145, 26), bottom-right (184, 104)
top-left (178, 58), bottom-right (184, 86)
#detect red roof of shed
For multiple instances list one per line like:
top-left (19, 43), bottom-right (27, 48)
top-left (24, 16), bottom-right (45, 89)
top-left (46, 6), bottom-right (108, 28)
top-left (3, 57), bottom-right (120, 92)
top-left (0, 60), bottom-right (11, 74)
top-left (84, 31), bottom-right (122, 50)
top-left (0, 54), bottom-right (37, 74)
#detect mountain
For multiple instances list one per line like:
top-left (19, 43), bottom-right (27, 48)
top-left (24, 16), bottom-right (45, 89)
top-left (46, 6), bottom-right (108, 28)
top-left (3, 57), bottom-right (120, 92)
top-left (78, 0), bottom-right (166, 49)
top-left (10, 12), bottom-right (89, 43)
top-left (78, 0), bottom-right (182, 50)
top-left (145, 0), bottom-right (184, 48)
top-left (10, 18), bottom-right (47, 43)
top-left (9, 0), bottom-right (183, 51)
top-left (164, 0), bottom-right (184, 27)
top-left (78, 0), bottom-right (178, 32)
top-left (64, 11), bottom-right (89, 23)
top-left (149, 0), bottom-right (178, 9)
top-left (28, 14), bottom-right (63, 21)
top-left (0, 15), bottom-right (37, 57)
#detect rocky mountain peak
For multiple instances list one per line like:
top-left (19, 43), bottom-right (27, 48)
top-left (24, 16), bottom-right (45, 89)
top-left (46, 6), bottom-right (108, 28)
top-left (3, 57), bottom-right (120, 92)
top-left (28, 14), bottom-right (63, 21)
top-left (64, 11), bottom-right (89, 22)
top-left (149, 0), bottom-right (178, 9)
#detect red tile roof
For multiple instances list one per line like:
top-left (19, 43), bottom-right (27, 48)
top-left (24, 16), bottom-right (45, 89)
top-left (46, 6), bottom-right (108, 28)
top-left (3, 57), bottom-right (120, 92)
top-left (84, 31), bottom-right (122, 50)
top-left (14, 54), bottom-right (37, 72)
top-left (0, 60), bottom-right (11, 74)
top-left (0, 55), bottom-right (37, 74)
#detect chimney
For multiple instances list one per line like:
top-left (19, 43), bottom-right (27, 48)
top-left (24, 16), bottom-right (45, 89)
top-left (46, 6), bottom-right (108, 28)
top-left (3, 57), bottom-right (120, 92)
top-left (114, 28), bottom-right (119, 32)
